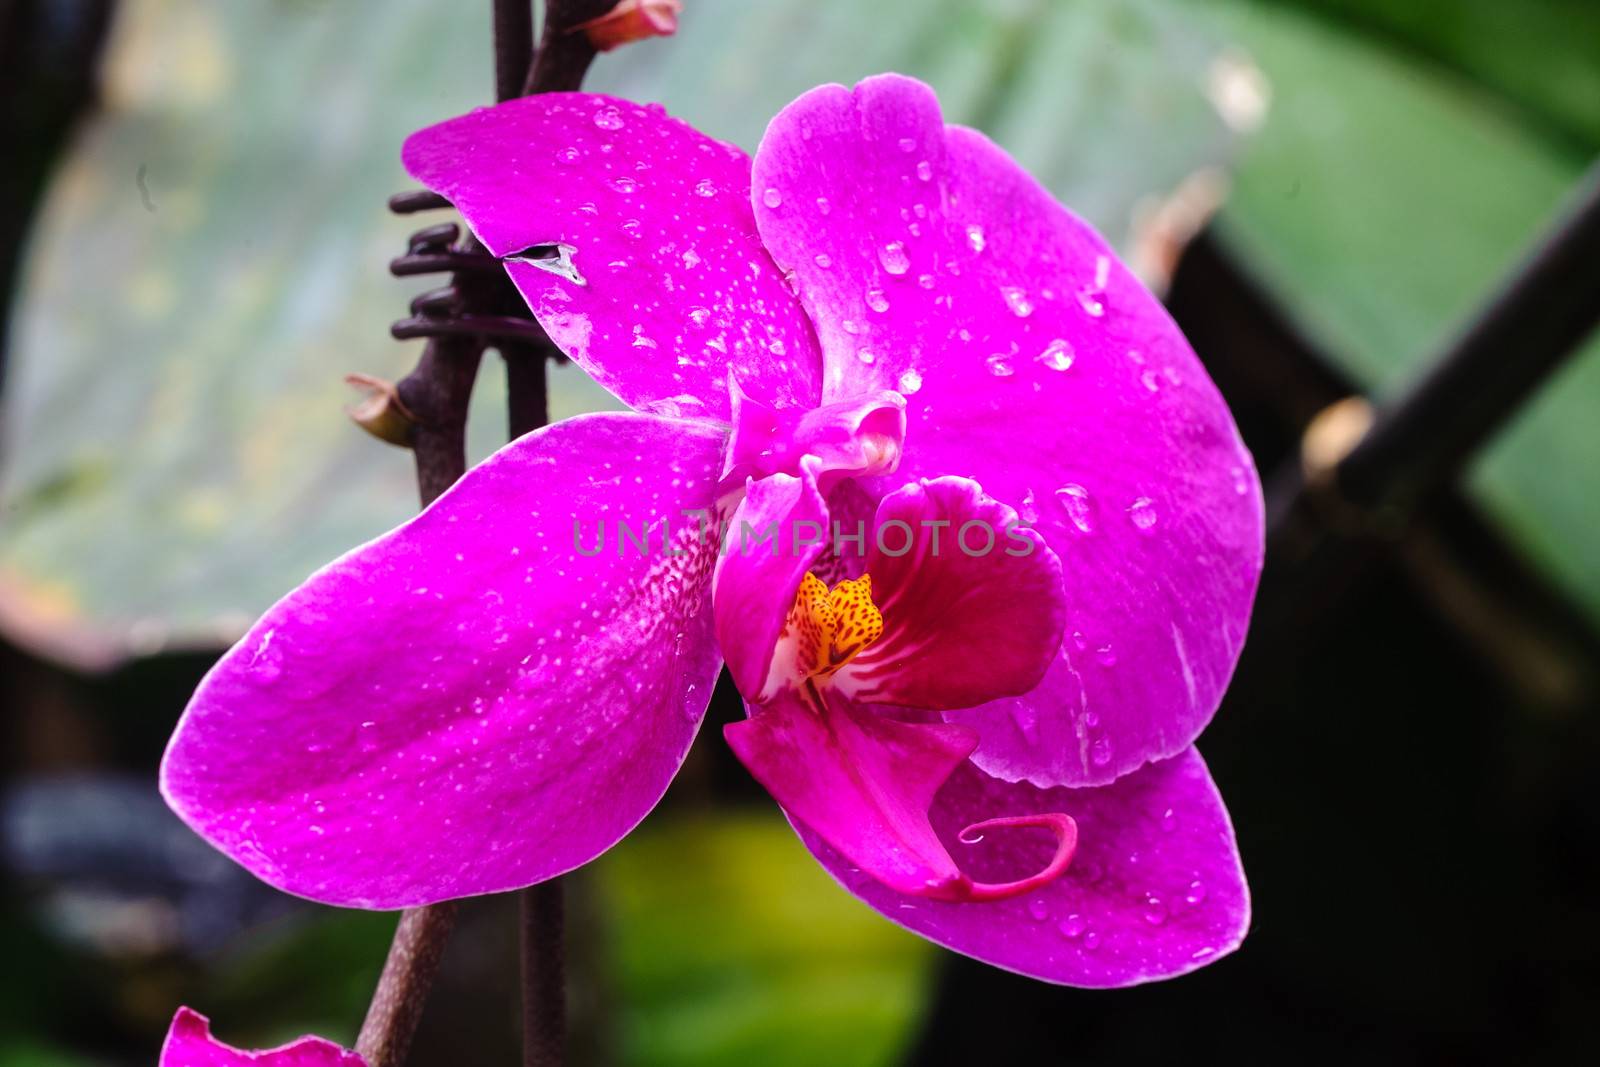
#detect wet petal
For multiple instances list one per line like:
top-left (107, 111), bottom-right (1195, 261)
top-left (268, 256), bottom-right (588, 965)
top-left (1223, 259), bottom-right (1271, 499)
top-left (834, 477), bottom-right (1064, 711)
top-left (160, 1008), bottom-right (365, 1066)
top-left (162, 413), bottom-right (726, 907)
top-left (711, 458), bottom-right (830, 701)
top-left (751, 74), bottom-right (1262, 786)
top-left (797, 747), bottom-right (1249, 987)
top-left (404, 94), bottom-right (822, 420)
top-left (726, 689), bottom-right (976, 896)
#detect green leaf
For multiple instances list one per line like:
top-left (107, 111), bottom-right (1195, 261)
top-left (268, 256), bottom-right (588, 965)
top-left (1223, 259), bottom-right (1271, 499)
top-left (1182, 0), bottom-right (1600, 625)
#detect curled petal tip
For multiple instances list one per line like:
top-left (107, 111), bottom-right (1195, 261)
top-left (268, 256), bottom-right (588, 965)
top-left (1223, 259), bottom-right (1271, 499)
top-left (933, 812), bottom-right (1078, 903)
top-left (570, 0), bottom-right (682, 52)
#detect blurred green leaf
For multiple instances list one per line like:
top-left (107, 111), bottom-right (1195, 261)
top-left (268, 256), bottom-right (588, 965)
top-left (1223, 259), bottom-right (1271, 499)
top-left (1183, 0), bottom-right (1600, 624)
top-left (595, 811), bottom-right (935, 1067)
top-left (0, 0), bottom-right (1240, 667)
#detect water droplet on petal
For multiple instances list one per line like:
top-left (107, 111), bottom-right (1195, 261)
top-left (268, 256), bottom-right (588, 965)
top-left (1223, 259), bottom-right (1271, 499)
top-left (879, 241), bottom-right (910, 275)
top-left (1127, 496), bottom-right (1158, 530)
top-left (866, 289), bottom-right (890, 313)
top-left (857, 348), bottom-right (877, 365)
top-left (1185, 879), bottom-right (1207, 905)
top-left (1077, 287), bottom-right (1105, 317)
top-left (1001, 286), bottom-right (1034, 317)
top-left (897, 368), bottom-right (923, 394)
top-left (842, 318), bottom-right (860, 335)
top-left (593, 106), bottom-right (624, 130)
top-left (1036, 339), bottom-right (1075, 371)
top-left (1083, 930), bottom-right (1102, 950)
top-left (1058, 914), bottom-right (1086, 938)
top-left (814, 253), bottom-right (832, 268)
top-left (916, 160), bottom-right (933, 181)
top-left (1159, 808), bottom-right (1178, 833)
top-left (1028, 898), bottom-right (1050, 921)
top-left (1094, 644), bottom-right (1117, 667)
top-left (815, 196), bottom-right (831, 215)
top-left (1231, 465), bottom-right (1251, 495)
top-left (1090, 737), bottom-right (1113, 766)
top-left (1143, 895), bottom-right (1169, 925)
top-left (762, 187), bottom-right (783, 209)
top-left (917, 273), bottom-right (936, 289)
top-left (1055, 484), bottom-right (1095, 533)
top-left (966, 224), bottom-right (986, 252)
top-left (694, 178), bottom-right (717, 198)
top-left (1141, 369), bottom-right (1162, 392)
top-left (985, 353), bottom-right (1015, 377)
top-left (898, 136), bottom-right (917, 153)
top-left (555, 146), bottom-right (581, 165)
top-left (610, 176), bottom-right (638, 194)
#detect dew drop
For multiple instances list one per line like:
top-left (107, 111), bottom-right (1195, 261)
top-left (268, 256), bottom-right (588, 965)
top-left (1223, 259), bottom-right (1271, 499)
top-left (1027, 898), bottom-right (1050, 921)
top-left (966, 224), bottom-right (986, 252)
top-left (555, 146), bottom-right (580, 166)
top-left (1127, 496), bottom-right (1158, 530)
top-left (688, 306), bottom-right (711, 327)
top-left (1094, 644), bottom-right (1117, 667)
top-left (1071, 631), bottom-right (1088, 651)
top-left (1000, 286), bottom-right (1034, 317)
top-left (593, 106), bottom-right (624, 130)
top-left (1159, 808), bottom-right (1178, 834)
top-left (1057, 914), bottom-right (1086, 940)
top-left (1020, 488), bottom-right (1040, 524)
top-left (842, 318), bottom-right (860, 335)
top-left (879, 241), bottom-right (910, 275)
top-left (694, 178), bottom-right (718, 198)
top-left (985, 353), bottom-right (1015, 377)
top-left (1185, 879), bottom-right (1208, 905)
top-left (1090, 737), bottom-right (1113, 766)
top-left (762, 187), bottom-right (783, 209)
top-left (620, 218), bottom-right (642, 239)
top-left (1077, 287), bottom-right (1105, 317)
top-left (897, 368), bottom-right (923, 394)
top-left (1036, 338), bottom-right (1075, 371)
top-left (1055, 483), bottom-right (1096, 533)
top-left (1143, 895), bottom-right (1169, 926)
top-left (1140, 369), bottom-right (1162, 392)
top-left (866, 289), bottom-right (890, 313)
top-left (1230, 465), bottom-right (1251, 495)
top-left (1083, 930), bottom-right (1102, 951)
top-left (897, 136), bottom-right (917, 153)
top-left (610, 176), bottom-right (638, 194)
top-left (916, 160), bottom-right (933, 181)
top-left (814, 253), bottom-right (832, 268)
top-left (857, 348), bottom-right (877, 365)
top-left (917, 273), bottom-right (936, 289)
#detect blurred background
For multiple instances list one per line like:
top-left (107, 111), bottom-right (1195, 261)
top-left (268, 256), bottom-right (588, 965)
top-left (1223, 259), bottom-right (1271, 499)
top-left (2, 0), bottom-right (1598, 1063)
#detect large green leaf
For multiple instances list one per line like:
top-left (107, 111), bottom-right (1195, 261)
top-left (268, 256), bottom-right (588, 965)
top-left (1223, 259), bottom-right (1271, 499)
top-left (594, 810), bottom-right (934, 1067)
top-left (1182, 0), bottom-right (1600, 625)
top-left (0, 0), bottom-right (1242, 666)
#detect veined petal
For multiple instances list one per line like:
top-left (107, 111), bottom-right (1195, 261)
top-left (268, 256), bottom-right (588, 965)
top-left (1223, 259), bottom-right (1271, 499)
top-left (797, 747), bottom-right (1249, 987)
top-left (712, 459), bottom-right (830, 701)
top-left (833, 477), bottom-right (1064, 711)
top-left (162, 413), bottom-right (726, 908)
top-left (403, 94), bottom-right (822, 420)
top-left (160, 1008), bottom-right (365, 1066)
top-left (751, 74), bottom-right (1263, 786)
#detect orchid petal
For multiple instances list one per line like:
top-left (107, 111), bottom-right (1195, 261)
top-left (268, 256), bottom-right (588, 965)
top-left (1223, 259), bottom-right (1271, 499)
top-left (797, 747), bottom-right (1249, 987)
top-left (726, 690), bottom-right (976, 896)
top-left (403, 94), bottom-right (823, 420)
top-left (162, 413), bottom-right (726, 907)
top-left (711, 458), bottom-right (829, 701)
top-left (833, 476), bottom-right (1065, 711)
top-left (160, 1008), bottom-right (365, 1067)
top-left (751, 74), bottom-right (1263, 786)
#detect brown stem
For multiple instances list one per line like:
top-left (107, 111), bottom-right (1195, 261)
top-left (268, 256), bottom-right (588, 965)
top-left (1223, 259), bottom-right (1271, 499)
top-left (520, 881), bottom-right (567, 1066)
top-left (355, 903), bottom-right (460, 1067)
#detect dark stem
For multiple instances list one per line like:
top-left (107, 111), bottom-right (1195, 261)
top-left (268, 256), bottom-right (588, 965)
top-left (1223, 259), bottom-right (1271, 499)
top-left (355, 903), bottom-right (460, 1067)
top-left (1334, 161), bottom-right (1600, 516)
top-left (520, 881), bottom-right (567, 1066)
top-left (523, 0), bottom-right (613, 95)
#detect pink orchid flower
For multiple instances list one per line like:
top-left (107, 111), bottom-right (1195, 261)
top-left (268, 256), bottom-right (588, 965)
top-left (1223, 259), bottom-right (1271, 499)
top-left (162, 74), bottom-right (1262, 986)
top-left (160, 1008), bottom-right (364, 1066)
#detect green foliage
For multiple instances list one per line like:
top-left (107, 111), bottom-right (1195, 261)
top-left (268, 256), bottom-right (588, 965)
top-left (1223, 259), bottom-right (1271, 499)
top-left (595, 812), bottom-right (935, 1067)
